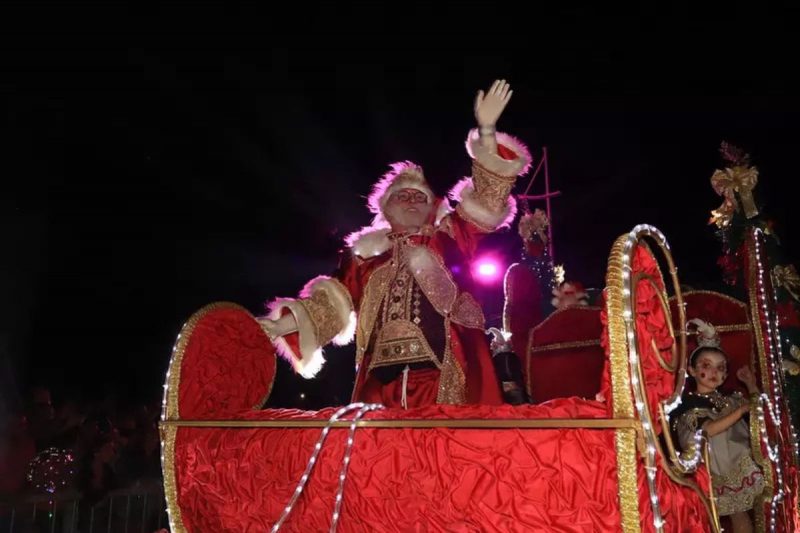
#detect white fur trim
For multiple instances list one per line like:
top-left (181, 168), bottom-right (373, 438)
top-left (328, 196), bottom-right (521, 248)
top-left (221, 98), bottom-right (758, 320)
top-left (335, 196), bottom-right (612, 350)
top-left (267, 298), bottom-right (325, 378)
top-left (465, 128), bottom-right (532, 177)
top-left (367, 161), bottom-right (433, 216)
top-left (449, 178), bottom-right (517, 231)
top-left (434, 198), bottom-right (453, 225)
top-left (301, 276), bottom-right (356, 346)
top-left (346, 226), bottom-right (392, 258)
top-left (265, 276), bottom-right (357, 378)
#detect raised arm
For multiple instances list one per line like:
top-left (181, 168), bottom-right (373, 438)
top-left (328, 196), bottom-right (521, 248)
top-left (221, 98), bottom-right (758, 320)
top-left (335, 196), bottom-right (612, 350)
top-left (446, 79), bottom-right (532, 252)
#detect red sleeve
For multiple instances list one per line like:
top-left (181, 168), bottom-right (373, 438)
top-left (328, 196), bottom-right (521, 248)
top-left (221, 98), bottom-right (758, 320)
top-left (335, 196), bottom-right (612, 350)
top-left (333, 248), bottom-right (365, 310)
top-left (441, 211), bottom-right (491, 259)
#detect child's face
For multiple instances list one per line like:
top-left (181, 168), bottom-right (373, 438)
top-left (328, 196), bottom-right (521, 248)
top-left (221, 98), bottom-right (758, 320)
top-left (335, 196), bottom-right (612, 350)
top-left (689, 350), bottom-right (728, 393)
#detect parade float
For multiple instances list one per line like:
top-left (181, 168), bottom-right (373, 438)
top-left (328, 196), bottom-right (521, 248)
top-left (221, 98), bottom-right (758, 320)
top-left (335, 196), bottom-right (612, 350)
top-left (159, 144), bottom-right (800, 532)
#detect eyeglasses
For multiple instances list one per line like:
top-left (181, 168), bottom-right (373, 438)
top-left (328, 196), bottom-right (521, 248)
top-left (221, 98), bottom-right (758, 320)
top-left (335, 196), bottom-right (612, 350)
top-left (391, 190), bottom-right (428, 204)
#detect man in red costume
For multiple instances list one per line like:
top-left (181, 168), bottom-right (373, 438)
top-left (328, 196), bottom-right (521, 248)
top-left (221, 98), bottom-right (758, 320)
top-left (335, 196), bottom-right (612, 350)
top-left (259, 80), bottom-right (531, 408)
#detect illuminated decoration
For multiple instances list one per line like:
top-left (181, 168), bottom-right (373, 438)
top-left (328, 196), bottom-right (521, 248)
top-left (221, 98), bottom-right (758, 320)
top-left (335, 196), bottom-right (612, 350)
top-left (554, 264), bottom-right (565, 285)
top-left (271, 402), bottom-right (384, 533)
top-left (747, 228), bottom-right (799, 531)
top-left (26, 447), bottom-right (76, 494)
top-left (477, 260), bottom-right (498, 277)
top-left (618, 225), bottom-right (669, 532)
top-left (472, 256), bottom-right (503, 283)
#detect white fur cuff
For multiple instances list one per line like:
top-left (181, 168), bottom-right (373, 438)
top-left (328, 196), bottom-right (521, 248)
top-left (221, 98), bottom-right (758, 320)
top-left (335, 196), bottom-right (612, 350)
top-left (465, 128), bottom-right (532, 177)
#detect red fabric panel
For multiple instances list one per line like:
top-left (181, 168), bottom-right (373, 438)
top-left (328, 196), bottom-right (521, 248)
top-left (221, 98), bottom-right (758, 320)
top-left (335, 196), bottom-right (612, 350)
top-left (177, 306), bottom-right (276, 418)
top-left (528, 349), bottom-right (604, 403)
top-left (527, 307), bottom-right (604, 403)
top-left (505, 263), bottom-right (544, 375)
top-left (172, 402), bottom-right (710, 532)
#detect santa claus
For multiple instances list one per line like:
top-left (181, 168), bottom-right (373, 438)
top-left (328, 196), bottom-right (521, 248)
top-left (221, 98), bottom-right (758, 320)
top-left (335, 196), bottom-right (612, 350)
top-left (258, 80), bottom-right (531, 408)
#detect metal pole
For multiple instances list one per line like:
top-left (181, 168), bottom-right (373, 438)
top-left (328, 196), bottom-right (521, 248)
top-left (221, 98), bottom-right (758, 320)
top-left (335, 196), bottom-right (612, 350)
top-left (522, 154), bottom-right (547, 197)
top-left (49, 501), bottom-right (57, 533)
top-left (70, 500), bottom-right (78, 533)
top-left (124, 495), bottom-right (131, 533)
top-left (140, 494), bottom-right (147, 533)
top-left (543, 147), bottom-right (554, 260)
top-left (106, 498), bottom-right (113, 533)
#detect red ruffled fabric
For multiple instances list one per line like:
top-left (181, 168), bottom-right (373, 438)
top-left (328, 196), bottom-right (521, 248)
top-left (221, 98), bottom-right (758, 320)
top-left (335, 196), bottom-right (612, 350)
top-left (177, 306), bottom-right (276, 418)
top-left (168, 245), bottom-right (714, 532)
top-left (172, 400), bottom-right (710, 532)
top-left (629, 245), bottom-right (677, 419)
top-left (174, 401), bottom-right (626, 533)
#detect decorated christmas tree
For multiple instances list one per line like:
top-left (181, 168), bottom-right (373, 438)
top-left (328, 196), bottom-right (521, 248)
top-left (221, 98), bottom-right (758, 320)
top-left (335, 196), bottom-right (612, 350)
top-left (709, 141), bottom-right (800, 433)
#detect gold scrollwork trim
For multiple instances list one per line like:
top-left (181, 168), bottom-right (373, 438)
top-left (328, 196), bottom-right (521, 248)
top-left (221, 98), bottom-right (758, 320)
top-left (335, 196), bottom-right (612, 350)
top-left (676, 290), bottom-right (748, 310)
top-left (159, 418), bottom-right (639, 429)
top-left (160, 424), bottom-right (185, 533)
top-left (606, 235), bottom-right (641, 532)
top-left (530, 339), bottom-right (602, 353)
top-left (714, 324), bottom-right (753, 333)
top-left (615, 428), bottom-right (641, 533)
top-left (605, 234), bottom-right (635, 419)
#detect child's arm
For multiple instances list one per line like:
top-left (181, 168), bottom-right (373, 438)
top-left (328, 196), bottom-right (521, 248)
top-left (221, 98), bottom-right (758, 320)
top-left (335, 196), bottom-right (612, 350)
top-left (702, 403), bottom-right (750, 437)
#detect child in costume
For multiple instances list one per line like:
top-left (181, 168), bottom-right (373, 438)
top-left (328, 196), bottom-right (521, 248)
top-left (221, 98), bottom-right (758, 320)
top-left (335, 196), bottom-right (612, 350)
top-left (671, 318), bottom-right (764, 533)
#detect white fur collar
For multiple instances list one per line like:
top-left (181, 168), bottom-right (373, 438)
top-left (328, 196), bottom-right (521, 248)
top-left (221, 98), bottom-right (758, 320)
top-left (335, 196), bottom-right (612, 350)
top-left (346, 200), bottom-right (453, 259)
top-left (348, 226), bottom-right (393, 258)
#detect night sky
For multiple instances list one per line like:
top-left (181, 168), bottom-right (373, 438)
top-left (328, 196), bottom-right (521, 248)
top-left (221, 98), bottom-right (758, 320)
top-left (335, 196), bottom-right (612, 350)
top-left (3, 5), bottom-right (799, 411)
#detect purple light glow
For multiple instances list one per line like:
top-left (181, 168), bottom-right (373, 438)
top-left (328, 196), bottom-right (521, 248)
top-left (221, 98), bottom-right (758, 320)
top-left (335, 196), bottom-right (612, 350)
top-left (478, 263), bottom-right (497, 276)
top-left (473, 257), bottom-right (503, 283)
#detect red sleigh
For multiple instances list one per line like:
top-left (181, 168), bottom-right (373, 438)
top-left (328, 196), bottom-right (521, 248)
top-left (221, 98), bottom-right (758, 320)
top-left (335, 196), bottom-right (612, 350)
top-left (159, 226), bottom-right (799, 532)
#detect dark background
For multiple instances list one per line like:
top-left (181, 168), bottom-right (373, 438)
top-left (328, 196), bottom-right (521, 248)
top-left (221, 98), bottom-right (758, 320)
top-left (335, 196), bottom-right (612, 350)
top-left (2, 4), bottom-right (799, 411)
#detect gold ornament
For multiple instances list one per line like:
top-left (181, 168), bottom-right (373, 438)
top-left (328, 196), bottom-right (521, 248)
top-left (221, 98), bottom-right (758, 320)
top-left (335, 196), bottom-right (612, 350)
top-left (773, 264), bottom-right (800, 303)
top-left (709, 201), bottom-right (736, 228)
top-left (710, 164), bottom-right (759, 221)
top-left (790, 344), bottom-right (800, 362)
top-left (518, 208), bottom-right (549, 242)
top-left (783, 359), bottom-right (800, 376)
top-left (554, 264), bottom-right (566, 285)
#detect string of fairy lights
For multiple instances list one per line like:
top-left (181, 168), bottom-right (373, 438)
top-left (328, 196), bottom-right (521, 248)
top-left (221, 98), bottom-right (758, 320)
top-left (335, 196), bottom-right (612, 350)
top-left (620, 224), bottom-right (668, 531)
top-left (270, 402), bottom-right (384, 533)
top-left (160, 331), bottom-right (178, 533)
top-left (752, 228), bottom-right (798, 531)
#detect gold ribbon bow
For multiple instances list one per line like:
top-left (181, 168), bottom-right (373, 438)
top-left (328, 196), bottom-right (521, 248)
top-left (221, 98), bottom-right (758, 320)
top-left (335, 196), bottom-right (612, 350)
top-left (784, 359), bottom-right (800, 377)
top-left (710, 165), bottom-right (759, 224)
top-left (773, 264), bottom-right (800, 303)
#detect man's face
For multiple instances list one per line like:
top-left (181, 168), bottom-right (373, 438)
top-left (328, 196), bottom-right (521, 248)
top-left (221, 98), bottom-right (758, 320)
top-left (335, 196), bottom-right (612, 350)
top-left (384, 188), bottom-right (433, 231)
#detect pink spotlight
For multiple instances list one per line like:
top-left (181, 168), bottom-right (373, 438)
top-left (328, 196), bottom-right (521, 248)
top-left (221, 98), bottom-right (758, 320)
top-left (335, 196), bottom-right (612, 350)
top-left (474, 257), bottom-right (502, 283)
